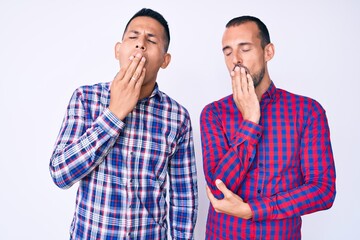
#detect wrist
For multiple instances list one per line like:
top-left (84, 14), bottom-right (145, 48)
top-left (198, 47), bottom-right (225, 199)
top-left (242, 203), bottom-right (253, 220)
top-left (108, 107), bottom-right (127, 120)
top-left (243, 115), bottom-right (260, 124)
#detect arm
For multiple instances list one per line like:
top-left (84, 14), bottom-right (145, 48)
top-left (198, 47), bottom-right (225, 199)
top-left (201, 66), bottom-right (262, 198)
top-left (200, 104), bottom-right (262, 199)
top-left (207, 104), bottom-right (336, 221)
top-left (206, 179), bottom-right (252, 219)
top-left (248, 104), bottom-right (336, 221)
top-left (50, 52), bottom-right (147, 189)
top-left (168, 117), bottom-right (198, 240)
top-left (49, 89), bottom-right (124, 189)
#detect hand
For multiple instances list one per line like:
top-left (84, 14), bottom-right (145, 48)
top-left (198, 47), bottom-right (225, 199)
top-left (109, 52), bottom-right (146, 120)
top-left (231, 66), bottom-right (260, 124)
top-left (206, 179), bottom-right (253, 220)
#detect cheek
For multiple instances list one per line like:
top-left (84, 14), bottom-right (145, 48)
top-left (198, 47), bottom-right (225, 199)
top-left (118, 55), bottom-right (128, 67)
top-left (225, 60), bottom-right (234, 72)
top-left (146, 52), bottom-right (164, 68)
top-left (117, 43), bottom-right (132, 59)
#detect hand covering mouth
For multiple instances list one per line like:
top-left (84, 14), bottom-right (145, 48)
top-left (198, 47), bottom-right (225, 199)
top-left (233, 64), bottom-right (250, 74)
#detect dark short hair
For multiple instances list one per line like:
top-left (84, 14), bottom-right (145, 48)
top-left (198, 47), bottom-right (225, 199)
top-left (123, 8), bottom-right (170, 52)
top-left (226, 16), bottom-right (270, 48)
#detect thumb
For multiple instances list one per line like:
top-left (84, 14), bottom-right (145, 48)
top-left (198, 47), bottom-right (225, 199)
top-left (215, 179), bottom-right (231, 197)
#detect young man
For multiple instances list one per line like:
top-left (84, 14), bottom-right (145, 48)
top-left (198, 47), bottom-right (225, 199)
top-left (200, 15), bottom-right (336, 239)
top-left (50, 8), bottom-right (198, 239)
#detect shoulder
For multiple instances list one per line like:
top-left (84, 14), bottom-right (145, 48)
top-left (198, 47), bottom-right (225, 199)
top-left (71, 82), bottom-right (110, 101)
top-left (157, 90), bottom-right (191, 119)
top-left (200, 94), bottom-right (233, 117)
top-left (278, 88), bottom-right (326, 115)
top-left (73, 82), bottom-right (110, 95)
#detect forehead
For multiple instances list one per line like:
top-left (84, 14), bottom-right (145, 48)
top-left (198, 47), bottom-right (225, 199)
top-left (222, 22), bottom-right (260, 46)
top-left (125, 16), bottom-right (164, 36)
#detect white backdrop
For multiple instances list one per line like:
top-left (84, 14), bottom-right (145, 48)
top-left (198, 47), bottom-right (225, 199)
top-left (1, 0), bottom-right (359, 239)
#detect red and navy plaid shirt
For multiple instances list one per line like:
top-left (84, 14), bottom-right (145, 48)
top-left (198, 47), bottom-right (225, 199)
top-left (50, 82), bottom-right (198, 239)
top-left (200, 82), bottom-right (336, 240)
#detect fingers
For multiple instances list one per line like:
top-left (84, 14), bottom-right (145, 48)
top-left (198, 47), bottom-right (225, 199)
top-left (113, 54), bottom-right (133, 82)
top-left (231, 66), bottom-right (247, 97)
top-left (134, 68), bottom-right (146, 89)
top-left (206, 185), bottom-right (217, 204)
top-left (247, 73), bottom-right (255, 91)
top-left (240, 67), bottom-right (248, 92)
top-left (231, 66), bottom-right (244, 105)
top-left (114, 52), bottom-right (146, 83)
top-left (215, 179), bottom-right (232, 198)
top-left (231, 66), bottom-right (255, 94)
top-left (125, 53), bottom-right (146, 83)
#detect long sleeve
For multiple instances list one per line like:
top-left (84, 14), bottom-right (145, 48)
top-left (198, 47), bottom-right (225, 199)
top-left (200, 103), bottom-right (263, 199)
top-left (168, 116), bottom-right (198, 240)
top-left (49, 88), bottom-right (125, 189)
top-left (248, 102), bottom-right (336, 221)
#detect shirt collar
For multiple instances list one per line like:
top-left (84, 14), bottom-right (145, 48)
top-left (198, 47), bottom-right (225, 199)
top-left (107, 82), bottom-right (163, 103)
top-left (261, 81), bottom-right (277, 101)
top-left (139, 83), bottom-right (163, 103)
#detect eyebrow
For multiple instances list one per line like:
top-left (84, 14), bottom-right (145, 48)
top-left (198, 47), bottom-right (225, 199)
top-left (222, 42), bottom-right (252, 52)
top-left (128, 30), bottom-right (158, 38)
top-left (222, 46), bottom-right (231, 52)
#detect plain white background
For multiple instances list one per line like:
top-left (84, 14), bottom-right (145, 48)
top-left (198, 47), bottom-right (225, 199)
top-left (1, 0), bottom-right (359, 239)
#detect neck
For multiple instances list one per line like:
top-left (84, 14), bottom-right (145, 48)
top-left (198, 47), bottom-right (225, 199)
top-left (255, 75), bottom-right (271, 101)
top-left (139, 81), bottom-right (156, 100)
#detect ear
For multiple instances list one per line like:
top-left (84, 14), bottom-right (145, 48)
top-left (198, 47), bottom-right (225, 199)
top-left (160, 53), bottom-right (171, 69)
top-left (264, 43), bottom-right (275, 62)
top-left (114, 42), bottom-right (121, 60)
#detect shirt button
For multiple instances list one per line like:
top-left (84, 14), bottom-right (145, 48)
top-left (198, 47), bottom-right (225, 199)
top-left (256, 133), bottom-right (261, 138)
top-left (257, 189), bottom-right (261, 194)
top-left (249, 157), bottom-right (252, 161)
top-left (259, 163), bottom-right (263, 167)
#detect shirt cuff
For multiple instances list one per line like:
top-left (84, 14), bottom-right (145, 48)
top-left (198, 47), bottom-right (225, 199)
top-left (95, 108), bottom-right (125, 137)
top-left (248, 196), bottom-right (272, 221)
top-left (232, 120), bottom-right (263, 147)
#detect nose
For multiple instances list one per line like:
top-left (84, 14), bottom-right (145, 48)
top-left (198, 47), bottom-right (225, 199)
top-left (232, 51), bottom-right (243, 66)
top-left (135, 44), bottom-right (146, 51)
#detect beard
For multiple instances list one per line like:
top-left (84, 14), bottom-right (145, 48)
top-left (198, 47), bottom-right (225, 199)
top-left (251, 66), bottom-right (265, 88)
top-left (233, 64), bottom-right (265, 88)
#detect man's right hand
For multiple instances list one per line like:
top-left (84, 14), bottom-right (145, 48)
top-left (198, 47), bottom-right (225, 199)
top-left (207, 179), bottom-right (253, 220)
top-left (231, 66), bottom-right (260, 124)
top-left (109, 52), bottom-right (146, 120)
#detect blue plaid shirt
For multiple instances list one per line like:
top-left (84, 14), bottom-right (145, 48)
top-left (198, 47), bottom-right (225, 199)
top-left (50, 82), bottom-right (198, 239)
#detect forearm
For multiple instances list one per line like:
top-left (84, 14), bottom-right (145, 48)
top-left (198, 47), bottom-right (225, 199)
top-left (170, 204), bottom-right (197, 240)
top-left (169, 126), bottom-right (198, 239)
top-left (250, 106), bottom-right (336, 220)
top-left (170, 169), bottom-right (198, 240)
top-left (248, 174), bottom-right (336, 221)
top-left (50, 108), bottom-right (124, 188)
top-left (202, 119), bottom-right (262, 198)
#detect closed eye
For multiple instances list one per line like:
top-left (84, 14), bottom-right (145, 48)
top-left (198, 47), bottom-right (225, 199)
top-left (223, 50), bottom-right (232, 56)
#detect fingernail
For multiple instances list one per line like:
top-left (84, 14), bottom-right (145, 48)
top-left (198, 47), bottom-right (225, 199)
top-left (129, 55), bottom-right (134, 60)
top-left (141, 57), bottom-right (146, 62)
top-left (215, 179), bottom-right (222, 185)
top-left (136, 53), bottom-right (142, 58)
top-left (235, 66), bottom-right (240, 72)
